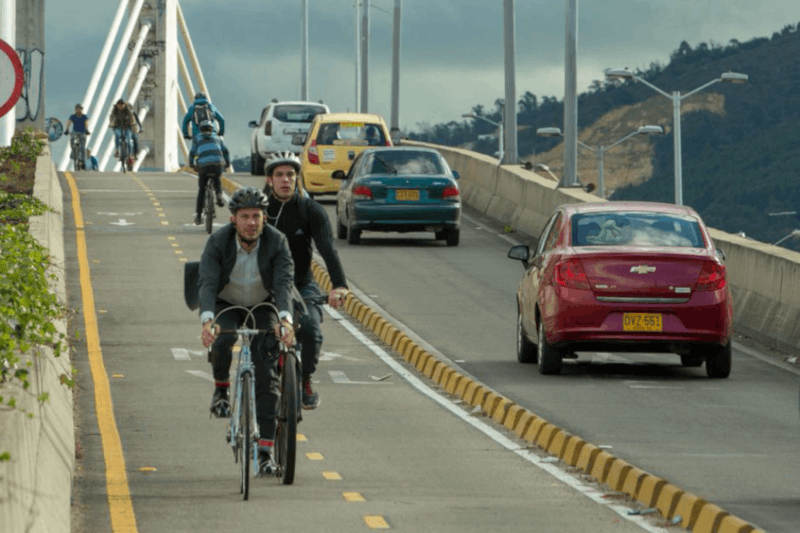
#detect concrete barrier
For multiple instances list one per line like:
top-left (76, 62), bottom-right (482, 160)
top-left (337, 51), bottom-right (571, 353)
top-left (404, 139), bottom-right (800, 353)
top-left (0, 144), bottom-right (74, 533)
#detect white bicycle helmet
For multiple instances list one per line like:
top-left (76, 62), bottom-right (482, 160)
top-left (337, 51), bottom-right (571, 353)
top-left (265, 151), bottom-right (301, 176)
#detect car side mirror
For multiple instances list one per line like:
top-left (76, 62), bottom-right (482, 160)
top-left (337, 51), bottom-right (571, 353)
top-left (715, 248), bottom-right (726, 261)
top-left (507, 244), bottom-right (530, 267)
top-left (452, 170), bottom-right (460, 180)
top-left (292, 133), bottom-right (307, 146)
top-left (332, 170), bottom-right (347, 180)
top-left (248, 120), bottom-right (258, 128)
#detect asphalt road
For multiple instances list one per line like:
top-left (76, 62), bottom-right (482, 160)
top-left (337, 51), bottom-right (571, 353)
top-left (64, 170), bottom-right (665, 533)
top-left (232, 173), bottom-right (800, 532)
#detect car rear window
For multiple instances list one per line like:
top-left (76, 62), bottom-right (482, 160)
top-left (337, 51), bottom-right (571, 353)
top-left (273, 105), bottom-right (326, 123)
top-left (316, 122), bottom-right (387, 146)
top-left (366, 151), bottom-right (444, 175)
top-left (571, 212), bottom-right (705, 247)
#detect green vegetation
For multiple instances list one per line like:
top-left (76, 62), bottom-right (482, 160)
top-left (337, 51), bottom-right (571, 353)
top-left (410, 23), bottom-right (800, 248)
top-left (0, 130), bottom-right (67, 418)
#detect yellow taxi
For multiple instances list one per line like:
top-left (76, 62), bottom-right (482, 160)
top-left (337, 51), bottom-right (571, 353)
top-left (298, 112), bottom-right (392, 196)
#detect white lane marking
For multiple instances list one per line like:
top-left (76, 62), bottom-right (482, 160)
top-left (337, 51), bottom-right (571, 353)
top-left (78, 189), bottom-right (195, 193)
top-left (319, 350), bottom-right (361, 362)
top-left (734, 341), bottom-right (800, 377)
top-left (110, 218), bottom-right (135, 226)
top-left (591, 352), bottom-right (632, 363)
top-left (462, 212), bottom-right (523, 246)
top-left (97, 211), bottom-right (143, 216)
top-left (323, 305), bottom-right (669, 533)
top-left (172, 348), bottom-right (190, 360)
top-left (628, 385), bottom-right (685, 390)
top-left (329, 369), bottom-right (388, 385)
top-left (186, 370), bottom-right (214, 382)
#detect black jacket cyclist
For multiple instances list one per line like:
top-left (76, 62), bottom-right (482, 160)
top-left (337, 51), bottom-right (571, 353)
top-left (263, 151), bottom-right (349, 409)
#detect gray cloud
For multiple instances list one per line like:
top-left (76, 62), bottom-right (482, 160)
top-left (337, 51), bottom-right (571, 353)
top-left (44, 0), bottom-right (800, 158)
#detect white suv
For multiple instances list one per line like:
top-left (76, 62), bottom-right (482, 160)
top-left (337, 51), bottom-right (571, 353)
top-left (248, 100), bottom-right (329, 175)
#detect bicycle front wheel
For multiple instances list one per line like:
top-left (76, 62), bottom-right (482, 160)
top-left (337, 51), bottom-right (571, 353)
top-left (240, 372), bottom-right (252, 500)
top-left (276, 352), bottom-right (298, 485)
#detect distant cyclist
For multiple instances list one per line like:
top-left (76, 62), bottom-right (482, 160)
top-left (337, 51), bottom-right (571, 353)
top-left (190, 120), bottom-right (230, 225)
top-left (182, 92), bottom-right (225, 151)
top-left (263, 152), bottom-right (349, 409)
top-left (65, 104), bottom-right (91, 169)
top-left (109, 99), bottom-right (141, 165)
top-left (199, 187), bottom-right (295, 475)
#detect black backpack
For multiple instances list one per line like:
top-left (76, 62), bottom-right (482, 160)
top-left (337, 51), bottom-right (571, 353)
top-left (193, 102), bottom-right (214, 127)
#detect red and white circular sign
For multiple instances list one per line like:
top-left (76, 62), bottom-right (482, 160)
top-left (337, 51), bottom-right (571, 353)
top-left (0, 38), bottom-right (23, 119)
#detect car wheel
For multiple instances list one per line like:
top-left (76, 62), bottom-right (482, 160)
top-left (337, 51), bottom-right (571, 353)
top-left (347, 216), bottom-right (361, 245)
top-left (680, 354), bottom-right (704, 367)
top-left (516, 307), bottom-right (537, 364)
top-left (537, 320), bottom-right (562, 375)
top-left (445, 228), bottom-right (460, 247)
top-left (706, 342), bottom-right (731, 378)
top-left (250, 152), bottom-right (256, 174)
top-left (435, 230), bottom-right (446, 240)
top-left (336, 213), bottom-right (347, 239)
top-left (253, 151), bottom-right (265, 176)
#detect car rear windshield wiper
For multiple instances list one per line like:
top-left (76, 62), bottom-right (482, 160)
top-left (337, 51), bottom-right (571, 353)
top-left (373, 154), bottom-right (397, 174)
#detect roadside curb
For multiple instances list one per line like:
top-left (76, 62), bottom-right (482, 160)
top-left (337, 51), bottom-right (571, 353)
top-left (308, 259), bottom-right (764, 533)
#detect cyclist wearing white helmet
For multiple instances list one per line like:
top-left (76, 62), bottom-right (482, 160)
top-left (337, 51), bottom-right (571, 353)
top-left (198, 186), bottom-right (295, 474)
top-left (263, 151), bottom-right (349, 409)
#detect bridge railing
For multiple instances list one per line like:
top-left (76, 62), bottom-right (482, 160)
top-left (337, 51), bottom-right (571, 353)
top-left (403, 139), bottom-right (800, 354)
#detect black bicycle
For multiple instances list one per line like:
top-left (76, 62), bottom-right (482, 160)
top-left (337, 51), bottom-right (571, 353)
top-left (69, 132), bottom-right (86, 170)
top-left (118, 127), bottom-right (134, 173)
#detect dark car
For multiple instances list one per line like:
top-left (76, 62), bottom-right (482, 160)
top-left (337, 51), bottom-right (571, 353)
top-left (335, 147), bottom-right (461, 245)
top-left (508, 201), bottom-right (733, 377)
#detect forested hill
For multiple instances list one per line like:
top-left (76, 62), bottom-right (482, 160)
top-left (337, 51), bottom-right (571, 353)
top-left (408, 23), bottom-right (800, 248)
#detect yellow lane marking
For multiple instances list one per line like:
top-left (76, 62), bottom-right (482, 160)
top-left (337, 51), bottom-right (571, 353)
top-left (297, 433), bottom-right (307, 442)
top-left (171, 243), bottom-right (179, 248)
top-left (179, 257), bottom-right (188, 263)
top-left (160, 221), bottom-right (169, 226)
top-left (138, 467), bottom-right (157, 472)
top-left (174, 250), bottom-right (183, 255)
top-left (98, 309), bottom-right (107, 314)
top-left (112, 374), bottom-right (124, 378)
top-left (322, 471), bottom-right (342, 480)
top-left (306, 452), bottom-right (324, 460)
top-left (167, 236), bottom-right (175, 240)
top-left (364, 516), bottom-right (390, 529)
top-left (65, 172), bottom-right (138, 532)
top-left (343, 491), bottom-right (365, 502)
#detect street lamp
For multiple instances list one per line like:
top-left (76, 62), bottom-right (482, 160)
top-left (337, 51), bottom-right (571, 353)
top-left (604, 68), bottom-right (748, 205)
top-left (773, 229), bottom-right (800, 246)
top-left (463, 113), bottom-right (504, 163)
top-left (537, 125), bottom-right (663, 198)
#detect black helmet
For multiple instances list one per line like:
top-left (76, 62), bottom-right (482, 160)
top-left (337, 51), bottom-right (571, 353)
top-left (194, 92), bottom-right (207, 100)
top-left (199, 119), bottom-right (214, 133)
top-left (229, 187), bottom-right (268, 214)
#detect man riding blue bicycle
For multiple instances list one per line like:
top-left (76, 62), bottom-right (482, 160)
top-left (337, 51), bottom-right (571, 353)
top-left (65, 104), bottom-right (91, 169)
top-left (189, 119), bottom-right (229, 225)
top-left (199, 187), bottom-right (296, 475)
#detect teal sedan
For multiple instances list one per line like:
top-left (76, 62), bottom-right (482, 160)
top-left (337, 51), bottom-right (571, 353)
top-left (334, 147), bottom-right (461, 246)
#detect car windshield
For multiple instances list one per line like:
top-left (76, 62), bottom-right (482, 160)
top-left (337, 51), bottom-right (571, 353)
top-left (571, 211), bottom-right (705, 247)
top-left (273, 105), bottom-right (326, 123)
top-left (316, 122), bottom-right (386, 146)
top-left (365, 151), bottom-right (445, 175)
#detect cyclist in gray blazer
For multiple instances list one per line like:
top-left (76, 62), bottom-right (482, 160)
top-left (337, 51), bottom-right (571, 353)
top-left (199, 187), bottom-right (295, 474)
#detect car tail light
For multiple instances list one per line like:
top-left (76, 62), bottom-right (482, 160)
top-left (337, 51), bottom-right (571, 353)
top-left (307, 140), bottom-right (319, 164)
top-left (353, 185), bottom-right (373, 200)
top-left (442, 186), bottom-right (460, 200)
top-left (385, 139), bottom-right (392, 146)
top-left (264, 120), bottom-right (272, 136)
top-left (554, 258), bottom-right (590, 290)
top-left (695, 261), bottom-right (726, 291)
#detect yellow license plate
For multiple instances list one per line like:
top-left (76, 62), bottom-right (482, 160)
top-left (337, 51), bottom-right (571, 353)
top-left (396, 189), bottom-right (419, 201)
top-left (622, 313), bottom-right (662, 332)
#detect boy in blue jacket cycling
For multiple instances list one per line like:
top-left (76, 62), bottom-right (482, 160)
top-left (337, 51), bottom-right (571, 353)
top-left (190, 120), bottom-right (230, 225)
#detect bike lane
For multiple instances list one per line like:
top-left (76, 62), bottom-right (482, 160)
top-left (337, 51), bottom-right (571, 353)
top-left (64, 170), bottom-right (656, 532)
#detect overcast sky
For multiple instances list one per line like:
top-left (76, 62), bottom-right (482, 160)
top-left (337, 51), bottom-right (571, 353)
top-left (43, 0), bottom-right (800, 157)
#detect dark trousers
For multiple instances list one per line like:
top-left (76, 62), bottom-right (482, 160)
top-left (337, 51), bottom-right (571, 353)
top-left (297, 282), bottom-right (324, 377)
top-left (209, 300), bottom-right (280, 440)
top-left (196, 167), bottom-right (222, 215)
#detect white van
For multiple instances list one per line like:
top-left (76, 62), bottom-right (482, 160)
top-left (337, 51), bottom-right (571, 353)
top-left (248, 100), bottom-right (329, 175)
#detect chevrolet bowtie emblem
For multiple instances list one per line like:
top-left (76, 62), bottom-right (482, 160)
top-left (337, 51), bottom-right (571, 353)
top-left (630, 265), bottom-right (656, 274)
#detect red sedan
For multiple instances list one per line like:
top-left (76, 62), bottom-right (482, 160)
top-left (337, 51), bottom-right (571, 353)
top-left (508, 201), bottom-right (732, 377)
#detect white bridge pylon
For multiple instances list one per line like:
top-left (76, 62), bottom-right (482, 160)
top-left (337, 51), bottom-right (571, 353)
top-left (58, 0), bottom-right (211, 172)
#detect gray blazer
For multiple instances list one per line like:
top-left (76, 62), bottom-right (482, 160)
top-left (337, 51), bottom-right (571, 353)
top-left (198, 223), bottom-right (295, 318)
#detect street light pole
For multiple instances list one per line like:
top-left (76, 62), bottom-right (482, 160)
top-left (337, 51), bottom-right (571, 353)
top-left (300, 0), bottom-right (309, 100)
top-left (464, 113), bottom-right (503, 163)
top-left (605, 68), bottom-right (748, 205)
top-left (537, 125), bottom-right (663, 197)
top-left (502, 0), bottom-right (518, 164)
top-left (390, 0), bottom-right (401, 138)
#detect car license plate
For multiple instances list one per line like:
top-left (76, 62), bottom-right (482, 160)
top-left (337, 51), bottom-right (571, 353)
top-left (622, 313), bottom-right (662, 332)
top-left (396, 189), bottom-right (419, 201)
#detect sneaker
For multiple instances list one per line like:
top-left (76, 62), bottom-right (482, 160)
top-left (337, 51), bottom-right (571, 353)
top-left (209, 386), bottom-right (230, 418)
top-left (193, 213), bottom-right (202, 226)
top-left (258, 442), bottom-right (276, 476)
top-left (301, 375), bottom-right (320, 410)
top-left (215, 192), bottom-right (225, 207)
